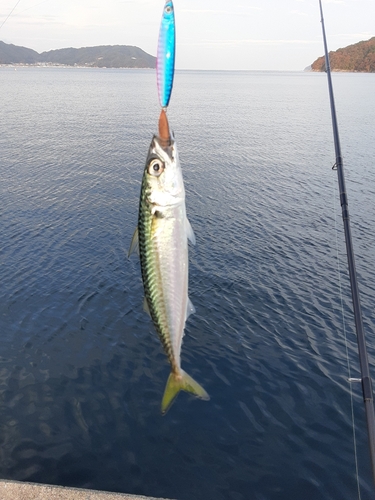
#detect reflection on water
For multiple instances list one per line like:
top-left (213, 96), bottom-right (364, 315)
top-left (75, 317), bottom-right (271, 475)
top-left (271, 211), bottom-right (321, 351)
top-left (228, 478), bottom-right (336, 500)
top-left (0, 68), bottom-right (375, 500)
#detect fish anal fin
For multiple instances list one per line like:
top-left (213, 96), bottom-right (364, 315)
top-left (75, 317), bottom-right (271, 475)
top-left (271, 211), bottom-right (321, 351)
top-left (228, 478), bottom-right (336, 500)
top-left (186, 298), bottom-right (195, 321)
top-left (185, 218), bottom-right (196, 245)
top-left (161, 369), bottom-right (209, 414)
top-left (128, 227), bottom-right (139, 258)
top-left (143, 297), bottom-right (151, 317)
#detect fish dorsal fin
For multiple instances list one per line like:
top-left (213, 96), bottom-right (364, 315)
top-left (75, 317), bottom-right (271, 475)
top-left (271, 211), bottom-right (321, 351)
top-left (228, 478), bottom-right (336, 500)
top-left (128, 227), bottom-right (139, 257)
top-left (185, 218), bottom-right (196, 245)
top-left (186, 297), bottom-right (196, 321)
top-left (143, 297), bottom-right (151, 317)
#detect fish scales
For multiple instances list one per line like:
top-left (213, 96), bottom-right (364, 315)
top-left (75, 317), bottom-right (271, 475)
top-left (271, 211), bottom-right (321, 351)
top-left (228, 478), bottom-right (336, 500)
top-left (139, 189), bottom-right (186, 366)
top-left (138, 176), bottom-right (179, 370)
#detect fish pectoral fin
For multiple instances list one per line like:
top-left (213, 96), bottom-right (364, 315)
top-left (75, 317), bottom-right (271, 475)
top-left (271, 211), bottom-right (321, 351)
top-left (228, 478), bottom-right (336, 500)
top-left (185, 218), bottom-right (196, 245)
top-left (186, 297), bottom-right (196, 321)
top-left (128, 227), bottom-right (139, 258)
top-left (143, 297), bottom-right (151, 317)
top-left (161, 369), bottom-right (209, 415)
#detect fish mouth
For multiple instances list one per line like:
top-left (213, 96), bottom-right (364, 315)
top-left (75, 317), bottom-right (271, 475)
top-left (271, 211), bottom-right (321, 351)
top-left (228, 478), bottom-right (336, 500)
top-left (146, 109), bottom-right (175, 167)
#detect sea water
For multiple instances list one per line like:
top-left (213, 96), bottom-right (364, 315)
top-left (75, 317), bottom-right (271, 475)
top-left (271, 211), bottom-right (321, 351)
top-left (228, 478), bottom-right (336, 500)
top-left (0, 67), bottom-right (375, 500)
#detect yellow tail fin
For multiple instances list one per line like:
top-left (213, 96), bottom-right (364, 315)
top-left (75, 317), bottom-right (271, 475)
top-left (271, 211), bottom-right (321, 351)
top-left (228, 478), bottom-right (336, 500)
top-left (161, 369), bottom-right (210, 414)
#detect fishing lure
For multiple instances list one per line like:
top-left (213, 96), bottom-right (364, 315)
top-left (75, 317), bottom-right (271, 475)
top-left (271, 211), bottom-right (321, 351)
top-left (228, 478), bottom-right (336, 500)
top-left (156, 0), bottom-right (176, 109)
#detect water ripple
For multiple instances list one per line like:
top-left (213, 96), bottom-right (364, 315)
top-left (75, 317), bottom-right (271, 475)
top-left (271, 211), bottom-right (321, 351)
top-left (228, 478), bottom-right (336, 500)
top-left (0, 68), bottom-right (374, 500)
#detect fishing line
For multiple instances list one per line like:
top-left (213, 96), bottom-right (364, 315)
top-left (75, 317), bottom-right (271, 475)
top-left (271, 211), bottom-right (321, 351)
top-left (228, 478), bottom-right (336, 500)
top-left (331, 166), bottom-right (362, 500)
top-left (16, 0), bottom-right (50, 15)
top-left (0, 0), bottom-right (22, 30)
top-left (319, 0), bottom-right (375, 486)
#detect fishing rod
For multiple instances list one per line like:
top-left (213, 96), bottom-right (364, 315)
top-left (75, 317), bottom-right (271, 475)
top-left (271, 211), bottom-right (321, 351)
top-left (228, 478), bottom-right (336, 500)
top-left (318, 0), bottom-right (375, 485)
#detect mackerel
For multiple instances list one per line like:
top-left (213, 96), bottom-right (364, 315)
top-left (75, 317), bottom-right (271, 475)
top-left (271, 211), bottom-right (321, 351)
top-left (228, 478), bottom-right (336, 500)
top-left (129, 110), bottom-right (209, 413)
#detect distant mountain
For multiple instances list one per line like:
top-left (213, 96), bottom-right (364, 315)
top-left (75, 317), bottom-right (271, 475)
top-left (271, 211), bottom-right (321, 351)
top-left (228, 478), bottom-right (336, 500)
top-left (38, 45), bottom-right (156, 68)
top-left (311, 37), bottom-right (375, 73)
top-left (0, 41), bottom-right (39, 64)
top-left (0, 41), bottom-right (156, 68)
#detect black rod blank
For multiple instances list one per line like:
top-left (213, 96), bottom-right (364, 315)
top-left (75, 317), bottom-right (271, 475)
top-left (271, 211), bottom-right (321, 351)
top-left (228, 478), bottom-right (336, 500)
top-left (319, 0), bottom-right (375, 486)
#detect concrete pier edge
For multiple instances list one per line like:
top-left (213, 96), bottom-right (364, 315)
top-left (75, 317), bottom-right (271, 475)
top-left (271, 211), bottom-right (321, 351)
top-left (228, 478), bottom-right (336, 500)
top-left (0, 479), bottom-right (173, 500)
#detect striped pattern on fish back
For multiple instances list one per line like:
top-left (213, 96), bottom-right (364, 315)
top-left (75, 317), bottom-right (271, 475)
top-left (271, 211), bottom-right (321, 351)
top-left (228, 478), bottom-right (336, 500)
top-left (138, 174), bottom-right (178, 373)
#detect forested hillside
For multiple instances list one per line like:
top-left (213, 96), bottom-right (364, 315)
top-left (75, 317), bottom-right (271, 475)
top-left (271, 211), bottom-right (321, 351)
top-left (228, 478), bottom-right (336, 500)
top-left (311, 37), bottom-right (375, 72)
top-left (0, 41), bottom-right (156, 68)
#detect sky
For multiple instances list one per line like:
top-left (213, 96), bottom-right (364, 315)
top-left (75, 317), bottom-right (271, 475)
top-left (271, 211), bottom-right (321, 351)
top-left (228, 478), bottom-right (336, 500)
top-left (0, 0), bottom-right (374, 71)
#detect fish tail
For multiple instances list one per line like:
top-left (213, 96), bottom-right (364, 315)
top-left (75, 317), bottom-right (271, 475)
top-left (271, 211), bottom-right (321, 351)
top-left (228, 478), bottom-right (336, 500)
top-left (161, 369), bottom-right (209, 414)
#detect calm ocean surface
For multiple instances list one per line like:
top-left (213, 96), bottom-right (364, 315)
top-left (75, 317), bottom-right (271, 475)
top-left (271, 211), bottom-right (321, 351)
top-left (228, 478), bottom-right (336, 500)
top-left (0, 67), bottom-right (374, 500)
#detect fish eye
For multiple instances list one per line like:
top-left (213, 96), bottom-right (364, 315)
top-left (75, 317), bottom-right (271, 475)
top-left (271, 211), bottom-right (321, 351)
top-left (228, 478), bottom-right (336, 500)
top-left (165, 5), bottom-right (173, 14)
top-left (148, 159), bottom-right (164, 177)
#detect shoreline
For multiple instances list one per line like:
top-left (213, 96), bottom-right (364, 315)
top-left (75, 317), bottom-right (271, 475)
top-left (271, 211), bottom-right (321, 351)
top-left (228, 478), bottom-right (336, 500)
top-left (0, 63), bottom-right (155, 69)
